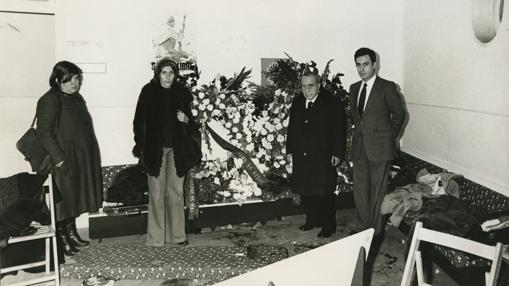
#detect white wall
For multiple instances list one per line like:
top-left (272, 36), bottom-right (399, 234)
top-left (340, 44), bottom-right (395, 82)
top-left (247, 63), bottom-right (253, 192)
top-left (52, 0), bottom-right (405, 168)
top-left (401, 1), bottom-right (509, 195)
top-left (0, 12), bottom-right (55, 176)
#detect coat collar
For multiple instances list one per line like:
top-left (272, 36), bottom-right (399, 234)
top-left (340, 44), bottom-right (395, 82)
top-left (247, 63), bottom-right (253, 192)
top-left (362, 76), bottom-right (382, 116)
top-left (352, 76), bottom-right (382, 117)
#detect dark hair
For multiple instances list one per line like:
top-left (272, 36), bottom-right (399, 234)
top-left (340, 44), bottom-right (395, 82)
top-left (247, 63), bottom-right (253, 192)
top-left (301, 69), bottom-right (321, 85)
top-left (354, 47), bottom-right (377, 64)
top-left (153, 57), bottom-right (179, 83)
top-left (49, 61), bottom-right (82, 89)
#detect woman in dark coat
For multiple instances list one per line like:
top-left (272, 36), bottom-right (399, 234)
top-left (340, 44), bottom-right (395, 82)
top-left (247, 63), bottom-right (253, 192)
top-left (36, 61), bottom-right (103, 256)
top-left (133, 58), bottom-right (200, 246)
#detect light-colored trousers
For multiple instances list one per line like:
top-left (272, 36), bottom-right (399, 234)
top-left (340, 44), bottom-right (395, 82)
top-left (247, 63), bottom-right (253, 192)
top-left (146, 148), bottom-right (186, 246)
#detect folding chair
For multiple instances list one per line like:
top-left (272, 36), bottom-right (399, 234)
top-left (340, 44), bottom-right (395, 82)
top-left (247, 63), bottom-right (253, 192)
top-left (0, 175), bottom-right (60, 286)
top-left (401, 221), bottom-right (503, 286)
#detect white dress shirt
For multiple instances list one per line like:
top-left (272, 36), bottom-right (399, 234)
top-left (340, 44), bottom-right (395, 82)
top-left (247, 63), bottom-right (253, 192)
top-left (306, 94), bottom-right (318, 109)
top-left (358, 75), bottom-right (376, 111)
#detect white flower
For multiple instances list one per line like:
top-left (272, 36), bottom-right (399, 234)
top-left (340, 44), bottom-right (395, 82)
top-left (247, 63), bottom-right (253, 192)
top-left (267, 134), bottom-right (274, 142)
top-left (275, 89), bottom-right (282, 96)
top-left (235, 132), bottom-right (242, 139)
top-left (203, 98), bottom-right (210, 105)
top-left (219, 103), bottom-right (226, 109)
top-left (286, 164), bottom-right (292, 174)
top-left (274, 162), bottom-right (280, 168)
top-left (231, 139), bottom-right (239, 146)
top-left (282, 118), bottom-right (289, 127)
top-left (233, 117), bottom-right (240, 124)
top-left (262, 110), bottom-right (268, 117)
top-left (277, 134), bottom-right (285, 142)
top-left (253, 188), bottom-right (262, 196)
top-left (246, 136), bottom-right (252, 143)
top-left (207, 104), bottom-right (214, 111)
top-left (199, 104), bottom-right (206, 111)
top-left (246, 143), bottom-right (254, 152)
top-left (225, 122), bottom-right (232, 128)
top-left (198, 92), bottom-right (205, 99)
top-left (219, 93), bottom-right (225, 100)
top-left (212, 110), bottom-right (221, 116)
top-left (191, 109), bottom-right (198, 116)
top-left (233, 158), bottom-right (244, 168)
top-left (265, 124), bottom-right (275, 132)
top-left (219, 191), bottom-right (231, 197)
top-left (279, 160), bottom-right (286, 165)
top-left (275, 123), bottom-right (283, 131)
top-left (282, 147), bottom-right (286, 154)
top-left (261, 128), bottom-right (268, 136)
top-left (214, 177), bottom-right (221, 185)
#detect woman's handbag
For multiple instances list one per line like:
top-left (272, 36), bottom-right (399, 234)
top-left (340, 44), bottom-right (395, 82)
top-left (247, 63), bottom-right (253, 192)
top-left (16, 115), bottom-right (52, 174)
top-left (16, 94), bottom-right (61, 174)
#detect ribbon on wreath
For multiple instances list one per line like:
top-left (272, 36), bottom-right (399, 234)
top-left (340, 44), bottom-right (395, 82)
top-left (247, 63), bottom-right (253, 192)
top-left (204, 123), bottom-right (270, 190)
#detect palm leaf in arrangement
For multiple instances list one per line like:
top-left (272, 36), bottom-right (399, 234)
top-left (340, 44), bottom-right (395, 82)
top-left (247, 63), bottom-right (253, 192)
top-left (225, 67), bottom-right (252, 91)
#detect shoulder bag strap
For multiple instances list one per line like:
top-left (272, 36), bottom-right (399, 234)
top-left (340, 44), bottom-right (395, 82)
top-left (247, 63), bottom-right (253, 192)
top-left (33, 92), bottom-right (62, 130)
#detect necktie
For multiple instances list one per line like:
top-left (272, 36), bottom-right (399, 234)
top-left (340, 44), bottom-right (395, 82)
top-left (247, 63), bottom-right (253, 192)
top-left (358, 83), bottom-right (367, 116)
top-left (307, 101), bottom-right (313, 109)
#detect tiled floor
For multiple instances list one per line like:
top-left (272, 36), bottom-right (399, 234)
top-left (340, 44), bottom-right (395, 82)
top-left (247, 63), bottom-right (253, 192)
top-left (1, 209), bottom-right (457, 285)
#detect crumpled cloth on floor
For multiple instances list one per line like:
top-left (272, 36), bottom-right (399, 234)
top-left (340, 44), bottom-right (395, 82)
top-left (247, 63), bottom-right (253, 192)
top-left (381, 168), bottom-right (463, 227)
top-left (416, 168), bottom-right (463, 197)
top-left (382, 184), bottom-right (432, 227)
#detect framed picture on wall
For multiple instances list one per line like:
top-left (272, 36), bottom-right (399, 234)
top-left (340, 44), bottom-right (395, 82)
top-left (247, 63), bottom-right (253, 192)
top-left (0, 0), bottom-right (54, 15)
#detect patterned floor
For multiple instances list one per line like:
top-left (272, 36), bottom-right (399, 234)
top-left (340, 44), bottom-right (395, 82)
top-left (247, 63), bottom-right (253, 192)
top-left (60, 244), bottom-right (288, 282)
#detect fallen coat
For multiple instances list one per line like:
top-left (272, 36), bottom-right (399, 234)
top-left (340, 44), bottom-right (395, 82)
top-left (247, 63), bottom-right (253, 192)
top-left (36, 88), bottom-right (103, 220)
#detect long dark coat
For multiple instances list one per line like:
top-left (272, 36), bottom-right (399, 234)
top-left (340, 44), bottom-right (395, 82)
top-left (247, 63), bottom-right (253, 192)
top-left (286, 91), bottom-right (347, 196)
top-left (36, 88), bottom-right (103, 220)
top-left (132, 80), bottom-right (201, 178)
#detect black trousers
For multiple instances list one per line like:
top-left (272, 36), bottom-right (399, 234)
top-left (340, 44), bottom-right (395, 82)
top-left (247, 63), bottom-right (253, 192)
top-left (301, 194), bottom-right (337, 233)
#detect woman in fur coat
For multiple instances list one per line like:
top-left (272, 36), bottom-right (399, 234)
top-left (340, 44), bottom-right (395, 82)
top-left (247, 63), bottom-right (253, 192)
top-left (133, 58), bottom-right (200, 246)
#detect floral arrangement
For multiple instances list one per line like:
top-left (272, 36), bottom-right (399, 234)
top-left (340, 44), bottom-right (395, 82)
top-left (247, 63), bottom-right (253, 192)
top-left (189, 54), bottom-right (352, 205)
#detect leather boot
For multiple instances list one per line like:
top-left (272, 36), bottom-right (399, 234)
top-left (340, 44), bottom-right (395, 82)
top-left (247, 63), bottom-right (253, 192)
top-left (66, 218), bottom-right (90, 247)
top-left (56, 221), bottom-right (79, 256)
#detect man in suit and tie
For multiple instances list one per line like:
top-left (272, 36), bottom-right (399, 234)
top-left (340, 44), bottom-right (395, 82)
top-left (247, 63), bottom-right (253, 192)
top-left (286, 69), bottom-right (347, 238)
top-left (349, 47), bottom-right (405, 239)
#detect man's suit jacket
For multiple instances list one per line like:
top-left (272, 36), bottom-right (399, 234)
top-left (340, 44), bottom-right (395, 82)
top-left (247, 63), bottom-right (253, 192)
top-left (286, 91), bottom-right (346, 196)
top-left (349, 76), bottom-right (405, 162)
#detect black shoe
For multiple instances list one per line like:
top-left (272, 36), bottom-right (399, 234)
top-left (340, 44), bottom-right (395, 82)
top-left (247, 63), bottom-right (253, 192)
top-left (66, 218), bottom-right (90, 247)
top-left (56, 222), bottom-right (79, 256)
top-left (299, 224), bottom-right (315, 231)
top-left (177, 240), bottom-right (189, 246)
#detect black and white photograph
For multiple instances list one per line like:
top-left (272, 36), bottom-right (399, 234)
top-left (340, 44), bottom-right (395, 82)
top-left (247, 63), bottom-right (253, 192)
top-left (1, 0), bottom-right (508, 285)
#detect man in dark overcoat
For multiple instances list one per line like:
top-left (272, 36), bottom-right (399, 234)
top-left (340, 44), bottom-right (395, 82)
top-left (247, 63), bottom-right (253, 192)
top-left (286, 70), bottom-right (347, 238)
